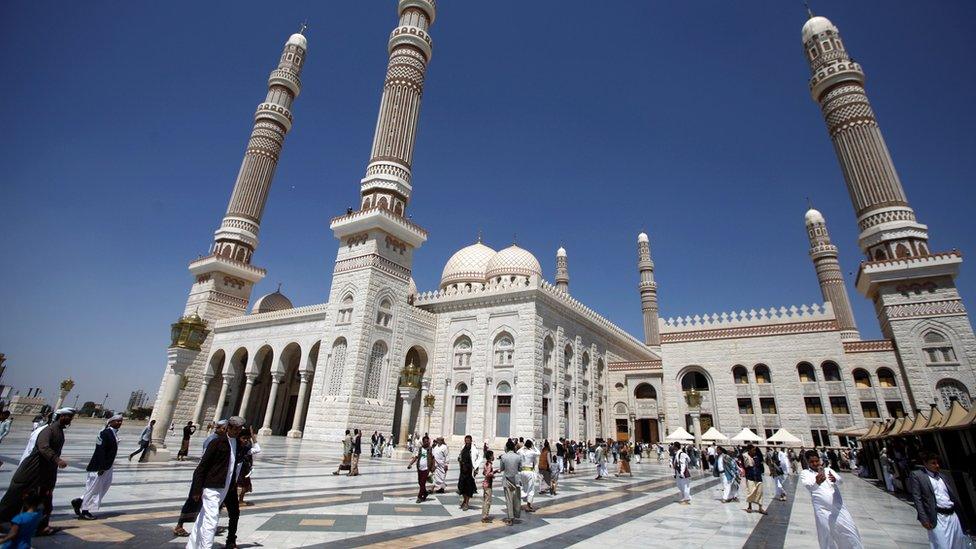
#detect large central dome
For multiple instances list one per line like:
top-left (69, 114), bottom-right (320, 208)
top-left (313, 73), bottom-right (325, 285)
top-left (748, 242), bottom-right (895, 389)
top-left (440, 241), bottom-right (497, 288)
top-left (485, 244), bottom-right (542, 280)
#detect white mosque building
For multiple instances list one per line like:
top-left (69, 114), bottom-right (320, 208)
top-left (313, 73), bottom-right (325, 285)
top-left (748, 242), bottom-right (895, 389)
top-left (150, 3), bottom-right (976, 450)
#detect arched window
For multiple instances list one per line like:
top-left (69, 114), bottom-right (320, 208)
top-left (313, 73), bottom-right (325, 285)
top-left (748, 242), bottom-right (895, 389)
top-left (453, 336), bottom-right (472, 369)
top-left (936, 379), bottom-right (972, 409)
top-left (821, 361), bottom-right (842, 382)
top-left (326, 338), bottom-right (347, 395)
top-left (375, 298), bottom-right (393, 328)
top-left (338, 295), bottom-right (354, 324)
top-left (496, 381), bottom-right (512, 437)
top-left (634, 383), bottom-right (657, 399)
top-left (493, 333), bottom-right (514, 366)
top-left (543, 336), bottom-right (554, 371)
top-left (581, 352), bottom-right (590, 375)
top-left (680, 371), bottom-right (709, 391)
top-left (732, 365), bottom-right (749, 385)
top-left (877, 368), bottom-right (897, 388)
top-left (852, 369), bottom-right (871, 388)
top-left (564, 344), bottom-right (574, 371)
top-left (797, 362), bottom-right (816, 382)
top-left (453, 383), bottom-right (469, 435)
top-left (922, 331), bottom-right (958, 365)
top-left (754, 364), bottom-right (771, 384)
top-left (362, 341), bottom-right (387, 399)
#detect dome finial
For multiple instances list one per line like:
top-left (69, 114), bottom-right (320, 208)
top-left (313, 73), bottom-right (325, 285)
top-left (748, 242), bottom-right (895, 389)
top-left (804, 0), bottom-right (814, 19)
top-left (476, 229), bottom-right (482, 243)
top-left (276, 282), bottom-right (282, 293)
top-left (298, 19), bottom-right (308, 35)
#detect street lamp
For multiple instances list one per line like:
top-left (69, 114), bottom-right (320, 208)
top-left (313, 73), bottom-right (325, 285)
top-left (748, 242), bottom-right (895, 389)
top-left (684, 388), bottom-right (703, 446)
top-left (55, 378), bottom-right (75, 410)
top-left (395, 360), bottom-right (422, 459)
top-left (423, 392), bottom-right (435, 435)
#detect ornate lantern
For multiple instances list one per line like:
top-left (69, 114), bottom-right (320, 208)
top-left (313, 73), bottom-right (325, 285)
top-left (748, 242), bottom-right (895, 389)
top-left (684, 387), bottom-right (703, 409)
top-left (399, 360), bottom-right (422, 390)
top-left (60, 378), bottom-right (75, 393)
top-left (169, 313), bottom-right (210, 351)
top-left (423, 392), bottom-right (435, 411)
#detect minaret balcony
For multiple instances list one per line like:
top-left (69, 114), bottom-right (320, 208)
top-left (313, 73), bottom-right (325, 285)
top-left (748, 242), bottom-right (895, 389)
top-left (188, 254), bottom-right (267, 284)
top-left (855, 250), bottom-right (963, 298)
top-left (330, 206), bottom-right (428, 248)
top-left (809, 61), bottom-right (864, 101)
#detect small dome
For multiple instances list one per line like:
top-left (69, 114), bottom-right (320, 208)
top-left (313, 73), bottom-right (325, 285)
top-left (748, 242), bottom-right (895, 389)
top-left (805, 208), bottom-right (825, 225)
top-left (252, 288), bottom-right (293, 314)
top-left (802, 16), bottom-right (837, 43)
top-left (287, 33), bottom-right (307, 50)
top-left (556, 247), bottom-right (567, 257)
top-left (485, 244), bottom-right (542, 280)
top-left (637, 232), bottom-right (649, 243)
top-left (440, 241), bottom-right (497, 287)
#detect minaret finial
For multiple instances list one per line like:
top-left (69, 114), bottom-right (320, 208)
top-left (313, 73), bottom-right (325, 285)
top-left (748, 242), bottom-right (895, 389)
top-left (804, 1), bottom-right (814, 19)
top-left (513, 233), bottom-right (518, 245)
top-left (276, 282), bottom-right (282, 293)
top-left (806, 196), bottom-right (813, 209)
top-left (298, 20), bottom-right (308, 35)
top-left (476, 229), bottom-right (482, 243)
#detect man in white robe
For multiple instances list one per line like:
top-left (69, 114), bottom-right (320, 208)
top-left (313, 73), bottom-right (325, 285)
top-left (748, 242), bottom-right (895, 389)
top-left (432, 437), bottom-right (449, 493)
top-left (72, 414), bottom-right (123, 519)
top-left (774, 448), bottom-right (792, 501)
top-left (799, 450), bottom-right (863, 549)
top-left (672, 442), bottom-right (692, 504)
top-left (908, 452), bottom-right (969, 549)
top-left (187, 416), bottom-right (244, 549)
top-left (517, 439), bottom-right (541, 511)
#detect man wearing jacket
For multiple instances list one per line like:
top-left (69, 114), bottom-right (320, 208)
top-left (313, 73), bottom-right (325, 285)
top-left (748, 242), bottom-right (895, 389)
top-left (908, 452), bottom-right (968, 549)
top-left (71, 414), bottom-right (123, 520)
top-left (186, 416), bottom-right (245, 549)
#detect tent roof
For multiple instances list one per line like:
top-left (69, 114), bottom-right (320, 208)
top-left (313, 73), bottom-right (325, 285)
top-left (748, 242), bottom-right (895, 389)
top-left (904, 410), bottom-right (931, 435)
top-left (700, 426), bottom-right (727, 441)
top-left (919, 406), bottom-right (946, 432)
top-left (833, 425), bottom-right (869, 436)
top-left (730, 428), bottom-right (763, 442)
top-left (861, 421), bottom-right (885, 440)
top-left (664, 427), bottom-right (694, 441)
top-left (766, 428), bottom-right (803, 444)
top-left (943, 400), bottom-right (974, 430)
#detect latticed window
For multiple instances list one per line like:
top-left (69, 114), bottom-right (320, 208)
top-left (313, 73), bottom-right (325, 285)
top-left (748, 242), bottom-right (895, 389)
top-left (453, 336), bottom-right (472, 369)
top-left (543, 337), bottom-right (554, 371)
top-left (922, 332), bottom-right (958, 365)
top-left (375, 298), bottom-right (393, 328)
top-left (363, 341), bottom-right (387, 399)
top-left (337, 295), bottom-right (354, 324)
top-left (326, 338), bottom-right (347, 395)
top-left (494, 334), bottom-right (514, 366)
top-left (937, 379), bottom-right (971, 409)
top-left (581, 353), bottom-right (589, 375)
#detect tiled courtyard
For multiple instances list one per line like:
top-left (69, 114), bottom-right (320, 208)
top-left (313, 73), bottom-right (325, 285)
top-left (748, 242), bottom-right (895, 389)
top-left (0, 422), bottom-right (932, 548)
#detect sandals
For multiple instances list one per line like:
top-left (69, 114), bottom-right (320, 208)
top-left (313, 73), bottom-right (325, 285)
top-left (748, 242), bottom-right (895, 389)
top-left (173, 526), bottom-right (190, 537)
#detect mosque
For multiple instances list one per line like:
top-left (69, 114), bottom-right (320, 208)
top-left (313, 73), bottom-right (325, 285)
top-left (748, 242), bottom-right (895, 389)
top-left (150, 2), bottom-right (976, 451)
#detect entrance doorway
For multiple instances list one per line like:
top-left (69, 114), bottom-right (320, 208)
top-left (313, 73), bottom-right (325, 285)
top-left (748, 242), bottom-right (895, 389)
top-left (615, 418), bottom-right (629, 441)
top-left (391, 346), bottom-right (428, 444)
top-left (635, 418), bottom-right (659, 443)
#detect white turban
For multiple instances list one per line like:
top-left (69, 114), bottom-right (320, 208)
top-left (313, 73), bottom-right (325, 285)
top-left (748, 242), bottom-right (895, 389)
top-left (216, 419), bottom-right (228, 426)
top-left (54, 407), bottom-right (76, 416)
top-left (106, 414), bottom-right (123, 424)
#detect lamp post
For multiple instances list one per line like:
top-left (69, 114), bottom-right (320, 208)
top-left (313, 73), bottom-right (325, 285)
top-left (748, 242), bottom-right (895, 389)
top-left (684, 388), bottom-right (703, 447)
top-left (148, 313), bottom-right (209, 462)
top-left (395, 360), bottom-right (422, 459)
top-left (423, 392), bottom-right (435, 436)
top-left (55, 378), bottom-right (75, 410)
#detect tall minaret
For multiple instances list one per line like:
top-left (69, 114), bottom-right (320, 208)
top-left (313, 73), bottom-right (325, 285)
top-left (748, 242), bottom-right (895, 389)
top-left (305, 1), bottom-right (436, 443)
top-left (555, 247), bottom-right (569, 293)
top-left (149, 31), bottom-right (308, 451)
top-left (805, 207), bottom-right (859, 340)
top-left (637, 232), bottom-right (661, 348)
top-left (803, 14), bottom-right (928, 261)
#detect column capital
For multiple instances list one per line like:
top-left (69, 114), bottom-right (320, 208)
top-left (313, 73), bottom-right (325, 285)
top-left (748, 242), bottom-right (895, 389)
top-left (245, 372), bottom-right (260, 383)
top-left (271, 372), bottom-right (286, 384)
top-left (299, 371), bottom-right (314, 383)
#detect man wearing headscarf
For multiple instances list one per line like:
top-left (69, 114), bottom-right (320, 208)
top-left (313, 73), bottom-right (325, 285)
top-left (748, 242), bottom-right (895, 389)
top-left (0, 407), bottom-right (75, 536)
top-left (71, 414), bottom-right (123, 520)
top-left (186, 416), bottom-right (245, 549)
top-left (432, 437), bottom-right (450, 493)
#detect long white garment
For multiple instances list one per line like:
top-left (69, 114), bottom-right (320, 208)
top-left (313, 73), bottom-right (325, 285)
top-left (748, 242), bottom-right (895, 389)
top-left (432, 443), bottom-right (449, 489)
top-left (779, 450), bottom-right (793, 476)
top-left (799, 468), bottom-right (863, 549)
top-left (187, 438), bottom-right (237, 549)
top-left (81, 470), bottom-right (113, 513)
top-left (674, 451), bottom-right (692, 502)
top-left (19, 424), bottom-right (48, 464)
top-left (928, 512), bottom-right (968, 549)
top-left (518, 447), bottom-right (540, 504)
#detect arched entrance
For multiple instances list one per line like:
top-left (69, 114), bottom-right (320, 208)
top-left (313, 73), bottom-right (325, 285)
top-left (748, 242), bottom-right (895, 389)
top-left (391, 346), bottom-right (428, 444)
top-left (635, 418), bottom-right (659, 443)
top-left (206, 347), bottom-right (246, 421)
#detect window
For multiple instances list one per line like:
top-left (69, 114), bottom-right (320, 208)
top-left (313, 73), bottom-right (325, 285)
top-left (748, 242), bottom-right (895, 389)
top-left (681, 371), bottom-right (709, 391)
top-left (542, 387), bottom-right (550, 440)
top-left (581, 352), bottom-right (590, 375)
top-left (922, 332), bottom-right (958, 365)
top-left (877, 368), bottom-right (897, 387)
top-left (738, 398), bottom-right (754, 415)
top-left (326, 338), bottom-right (347, 395)
top-left (493, 334), bottom-right (514, 367)
top-left (453, 336), bottom-right (472, 369)
top-left (496, 382), bottom-right (512, 437)
top-left (754, 364), bottom-right (771, 384)
top-left (543, 337), bottom-right (554, 371)
top-left (861, 401), bottom-right (880, 419)
top-left (765, 428), bottom-right (775, 439)
top-left (760, 398), bottom-right (777, 414)
top-left (363, 341), bottom-right (387, 399)
top-left (375, 298), bottom-right (393, 328)
top-left (805, 397), bottom-right (824, 415)
top-left (634, 383), bottom-right (656, 400)
top-left (797, 362), bottom-right (816, 382)
top-left (936, 379), bottom-right (972, 409)
top-left (886, 401), bottom-right (906, 418)
top-left (830, 396), bottom-right (850, 415)
top-left (853, 369), bottom-right (871, 388)
top-left (337, 295), bottom-right (354, 324)
top-left (732, 365), bottom-right (748, 385)
top-left (453, 383), bottom-right (468, 435)
top-left (822, 361), bottom-right (842, 382)
top-left (564, 344), bottom-right (574, 371)
top-left (811, 429), bottom-right (831, 447)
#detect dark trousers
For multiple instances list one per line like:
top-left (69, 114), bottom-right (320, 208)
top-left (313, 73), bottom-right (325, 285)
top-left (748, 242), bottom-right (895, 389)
top-left (129, 441), bottom-right (151, 462)
top-left (417, 469), bottom-right (429, 500)
top-left (223, 489), bottom-right (240, 543)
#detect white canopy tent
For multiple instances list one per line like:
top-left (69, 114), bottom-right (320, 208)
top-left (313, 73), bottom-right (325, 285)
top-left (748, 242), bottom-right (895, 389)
top-left (664, 427), bottom-right (695, 442)
top-left (700, 426), bottom-right (728, 442)
top-left (730, 428), bottom-right (763, 443)
top-left (766, 428), bottom-right (803, 445)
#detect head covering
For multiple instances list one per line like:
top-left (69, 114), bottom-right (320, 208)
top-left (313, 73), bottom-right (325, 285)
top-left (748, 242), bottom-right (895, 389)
top-left (227, 416), bottom-right (245, 427)
top-left (216, 419), bottom-right (228, 426)
top-left (54, 407), bottom-right (76, 417)
top-left (106, 414), bottom-right (124, 424)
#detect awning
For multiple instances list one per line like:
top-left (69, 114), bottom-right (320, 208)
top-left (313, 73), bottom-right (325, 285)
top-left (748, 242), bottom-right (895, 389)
top-left (903, 410), bottom-right (931, 435)
top-left (766, 428), bottom-right (803, 445)
top-left (730, 428), bottom-right (763, 443)
top-left (942, 400), bottom-right (974, 430)
top-left (664, 427), bottom-right (694, 442)
top-left (700, 426), bottom-right (728, 441)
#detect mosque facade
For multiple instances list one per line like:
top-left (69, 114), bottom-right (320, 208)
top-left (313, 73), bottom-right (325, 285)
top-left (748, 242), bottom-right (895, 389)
top-left (151, 2), bottom-right (976, 449)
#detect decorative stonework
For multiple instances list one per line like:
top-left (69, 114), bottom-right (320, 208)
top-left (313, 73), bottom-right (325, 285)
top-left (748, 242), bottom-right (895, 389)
top-left (885, 299), bottom-right (967, 320)
top-left (842, 339), bottom-right (895, 353)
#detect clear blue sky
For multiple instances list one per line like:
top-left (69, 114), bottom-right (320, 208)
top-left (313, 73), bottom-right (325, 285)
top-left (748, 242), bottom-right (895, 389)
top-left (1, 1), bottom-right (974, 412)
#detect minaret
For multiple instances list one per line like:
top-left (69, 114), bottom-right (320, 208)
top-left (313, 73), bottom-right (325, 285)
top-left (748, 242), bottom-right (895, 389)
top-left (555, 247), bottom-right (569, 293)
top-left (637, 233), bottom-right (661, 348)
top-left (304, 1), bottom-right (436, 443)
top-left (149, 31), bottom-right (308, 448)
top-left (805, 207), bottom-right (859, 340)
top-left (802, 14), bottom-right (928, 261)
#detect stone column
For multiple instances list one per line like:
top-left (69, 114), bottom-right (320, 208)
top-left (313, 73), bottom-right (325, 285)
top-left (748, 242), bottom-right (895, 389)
top-left (147, 348), bottom-right (196, 462)
top-left (191, 373), bottom-right (214, 426)
top-left (212, 374), bottom-right (234, 423)
top-left (259, 373), bottom-right (283, 436)
top-left (54, 389), bottom-right (70, 411)
top-left (690, 410), bottom-right (702, 447)
top-left (237, 373), bottom-right (258, 419)
top-left (288, 371), bottom-right (313, 438)
top-left (395, 386), bottom-right (419, 459)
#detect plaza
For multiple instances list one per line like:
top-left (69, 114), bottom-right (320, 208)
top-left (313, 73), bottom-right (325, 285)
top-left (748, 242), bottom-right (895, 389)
top-left (0, 420), bottom-right (932, 548)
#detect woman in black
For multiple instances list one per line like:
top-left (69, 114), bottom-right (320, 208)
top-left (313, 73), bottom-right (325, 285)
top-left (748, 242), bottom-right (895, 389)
top-left (457, 435), bottom-right (477, 511)
top-left (177, 421), bottom-right (196, 461)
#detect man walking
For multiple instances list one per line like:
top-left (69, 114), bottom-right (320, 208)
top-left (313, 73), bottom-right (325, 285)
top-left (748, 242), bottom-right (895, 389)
top-left (407, 435), bottom-right (434, 503)
top-left (128, 419), bottom-right (155, 462)
top-left (186, 416), bottom-right (245, 549)
top-left (349, 429), bottom-right (362, 476)
top-left (498, 439), bottom-right (523, 525)
top-left (799, 449), bottom-right (863, 549)
top-left (908, 452), bottom-right (968, 549)
top-left (333, 429), bottom-right (352, 475)
top-left (518, 439), bottom-right (540, 512)
top-left (71, 414), bottom-right (122, 520)
top-left (672, 442), bottom-right (691, 504)
top-left (432, 437), bottom-right (450, 493)
top-left (594, 441), bottom-right (608, 480)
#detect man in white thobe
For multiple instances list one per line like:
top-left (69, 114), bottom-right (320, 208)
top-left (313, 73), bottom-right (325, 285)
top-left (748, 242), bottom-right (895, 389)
top-left (774, 448), bottom-right (792, 500)
top-left (71, 414), bottom-right (123, 519)
top-left (518, 439), bottom-right (541, 511)
top-left (908, 453), bottom-right (969, 549)
top-left (432, 437), bottom-right (449, 493)
top-left (799, 450), bottom-right (863, 549)
top-left (672, 442), bottom-right (692, 504)
top-left (187, 416), bottom-right (243, 549)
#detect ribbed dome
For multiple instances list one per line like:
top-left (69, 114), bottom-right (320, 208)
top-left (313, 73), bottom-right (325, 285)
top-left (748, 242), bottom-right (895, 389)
top-left (287, 33), bottom-right (307, 50)
top-left (805, 208), bottom-right (825, 225)
top-left (802, 16), bottom-right (837, 43)
top-left (440, 241), bottom-right (497, 287)
top-left (485, 244), bottom-right (542, 280)
top-left (252, 289), bottom-right (293, 314)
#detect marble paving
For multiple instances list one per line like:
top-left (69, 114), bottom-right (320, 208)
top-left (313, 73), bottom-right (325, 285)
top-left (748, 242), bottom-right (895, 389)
top-left (0, 421), bottom-right (933, 548)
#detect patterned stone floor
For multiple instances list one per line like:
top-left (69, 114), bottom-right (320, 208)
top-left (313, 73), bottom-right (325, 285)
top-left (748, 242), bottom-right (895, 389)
top-left (0, 421), bottom-right (932, 548)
